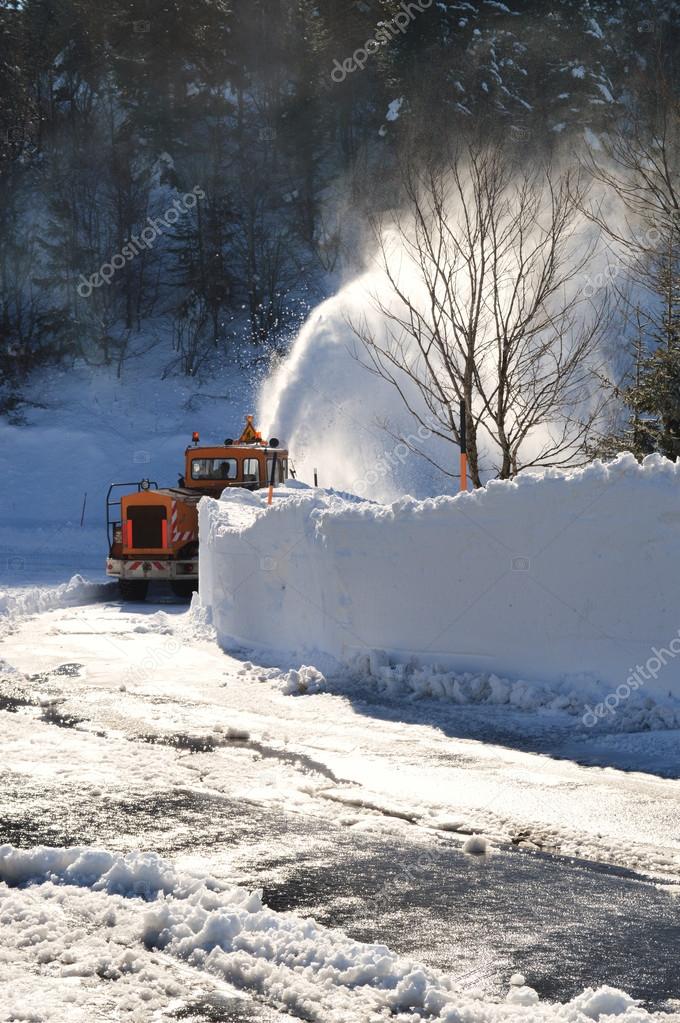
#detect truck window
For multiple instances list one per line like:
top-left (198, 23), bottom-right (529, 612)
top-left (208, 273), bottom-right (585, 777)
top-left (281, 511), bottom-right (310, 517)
top-left (191, 458), bottom-right (237, 481)
top-left (266, 458), bottom-right (287, 483)
top-left (243, 458), bottom-right (260, 483)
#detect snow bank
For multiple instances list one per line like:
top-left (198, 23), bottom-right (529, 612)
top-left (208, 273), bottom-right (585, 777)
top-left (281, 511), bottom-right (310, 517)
top-left (200, 455), bottom-right (680, 711)
top-left (0, 574), bottom-right (114, 637)
top-left (0, 844), bottom-right (663, 1022)
top-left (462, 834), bottom-right (493, 856)
top-left (0, 574), bottom-right (115, 638)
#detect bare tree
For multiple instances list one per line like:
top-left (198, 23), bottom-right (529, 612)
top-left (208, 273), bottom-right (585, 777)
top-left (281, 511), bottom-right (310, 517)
top-left (349, 143), bottom-right (610, 487)
top-left (169, 298), bottom-right (211, 377)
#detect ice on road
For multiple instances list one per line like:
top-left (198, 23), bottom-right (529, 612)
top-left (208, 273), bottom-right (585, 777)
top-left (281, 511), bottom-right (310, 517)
top-left (3, 599), bottom-right (680, 882)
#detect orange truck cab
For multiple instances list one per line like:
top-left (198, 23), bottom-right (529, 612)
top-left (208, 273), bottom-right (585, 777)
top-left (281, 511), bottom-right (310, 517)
top-left (106, 416), bottom-right (290, 601)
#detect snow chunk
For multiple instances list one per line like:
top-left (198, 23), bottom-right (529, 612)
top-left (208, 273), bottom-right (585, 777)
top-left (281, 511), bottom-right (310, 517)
top-left (506, 983), bottom-right (540, 1005)
top-left (280, 665), bottom-right (326, 695)
top-left (569, 985), bottom-right (638, 1019)
top-left (462, 834), bottom-right (492, 856)
top-left (386, 97), bottom-right (404, 121)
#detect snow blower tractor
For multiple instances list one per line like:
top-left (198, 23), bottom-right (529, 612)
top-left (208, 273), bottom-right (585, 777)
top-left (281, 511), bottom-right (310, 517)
top-left (106, 416), bottom-right (289, 601)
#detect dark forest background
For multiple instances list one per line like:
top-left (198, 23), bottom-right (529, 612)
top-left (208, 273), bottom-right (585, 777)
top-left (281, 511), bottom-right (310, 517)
top-left (0, 0), bottom-right (679, 394)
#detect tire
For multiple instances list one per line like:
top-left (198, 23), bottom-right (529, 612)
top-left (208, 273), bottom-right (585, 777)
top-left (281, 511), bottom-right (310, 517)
top-left (170, 580), bottom-right (197, 600)
top-left (118, 579), bottom-right (149, 602)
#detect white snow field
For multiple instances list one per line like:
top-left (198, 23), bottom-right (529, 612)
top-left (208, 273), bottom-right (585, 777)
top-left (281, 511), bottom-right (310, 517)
top-left (199, 453), bottom-right (680, 716)
top-left (0, 354), bottom-right (255, 589)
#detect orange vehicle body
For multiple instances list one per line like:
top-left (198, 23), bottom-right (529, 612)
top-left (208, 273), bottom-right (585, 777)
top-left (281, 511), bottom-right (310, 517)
top-left (106, 416), bottom-right (289, 600)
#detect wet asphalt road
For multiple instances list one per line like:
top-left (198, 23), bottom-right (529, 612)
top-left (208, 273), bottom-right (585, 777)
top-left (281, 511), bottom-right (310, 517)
top-left (2, 726), bottom-right (679, 1017)
top-left (1, 598), bottom-right (679, 1021)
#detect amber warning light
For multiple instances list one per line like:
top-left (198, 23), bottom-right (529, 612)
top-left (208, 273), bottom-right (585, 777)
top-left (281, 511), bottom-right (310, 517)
top-left (192, 431), bottom-right (200, 445)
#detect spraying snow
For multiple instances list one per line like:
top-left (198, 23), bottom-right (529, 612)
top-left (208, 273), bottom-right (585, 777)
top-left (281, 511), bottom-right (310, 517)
top-left (259, 274), bottom-right (449, 501)
top-left (259, 157), bottom-right (608, 500)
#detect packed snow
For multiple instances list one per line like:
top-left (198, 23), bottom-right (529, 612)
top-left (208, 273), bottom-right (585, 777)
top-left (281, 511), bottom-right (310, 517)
top-left (199, 454), bottom-right (680, 717)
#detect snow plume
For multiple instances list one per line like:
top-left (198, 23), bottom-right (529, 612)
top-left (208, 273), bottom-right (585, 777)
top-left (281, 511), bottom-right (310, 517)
top-left (260, 151), bottom-right (606, 500)
top-left (0, 844), bottom-right (661, 1022)
top-left (259, 275), bottom-right (445, 501)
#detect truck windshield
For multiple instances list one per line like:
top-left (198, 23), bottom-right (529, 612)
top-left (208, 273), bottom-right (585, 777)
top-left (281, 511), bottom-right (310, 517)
top-left (191, 458), bottom-right (237, 481)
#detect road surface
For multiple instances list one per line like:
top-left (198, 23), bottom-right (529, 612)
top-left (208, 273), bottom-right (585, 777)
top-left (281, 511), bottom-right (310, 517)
top-left (1, 594), bottom-right (679, 1021)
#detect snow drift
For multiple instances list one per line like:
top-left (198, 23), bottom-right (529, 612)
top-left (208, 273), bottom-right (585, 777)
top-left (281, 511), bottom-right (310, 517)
top-left (200, 454), bottom-right (680, 706)
top-left (0, 574), bottom-right (115, 639)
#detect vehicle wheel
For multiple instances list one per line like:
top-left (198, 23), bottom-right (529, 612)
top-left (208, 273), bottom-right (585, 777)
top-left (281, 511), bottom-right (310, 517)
top-left (170, 580), bottom-right (196, 600)
top-left (119, 579), bottom-right (149, 602)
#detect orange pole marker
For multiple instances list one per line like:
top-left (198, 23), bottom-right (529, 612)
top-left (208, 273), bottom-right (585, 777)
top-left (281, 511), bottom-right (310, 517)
top-left (267, 448), bottom-right (279, 506)
top-left (459, 399), bottom-right (468, 492)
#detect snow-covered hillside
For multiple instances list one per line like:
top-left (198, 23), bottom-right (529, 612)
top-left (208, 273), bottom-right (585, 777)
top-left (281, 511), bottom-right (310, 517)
top-left (0, 354), bottom-right (256, 588)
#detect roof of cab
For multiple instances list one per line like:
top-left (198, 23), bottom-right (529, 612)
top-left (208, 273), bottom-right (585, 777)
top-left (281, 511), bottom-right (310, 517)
top-left (185, 444), bottom-right (288, 456)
